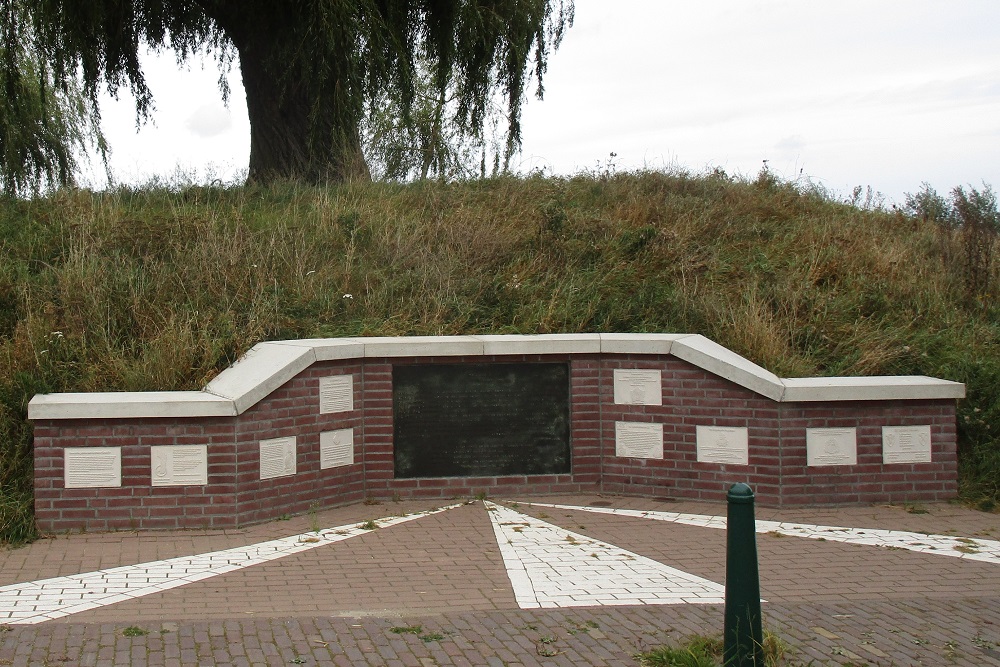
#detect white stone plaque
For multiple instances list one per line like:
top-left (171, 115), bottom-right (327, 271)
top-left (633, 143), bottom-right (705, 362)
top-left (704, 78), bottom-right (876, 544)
top-left (882, 425), bottom-right (932, 464)
top-left (320, 428), bottom-right (355, 469)
top-left (696, 426), bottom-right (749, 465)
top-left (151, 445), bottom-right (208, 486)
top-left (613, 369), bottom-right (663, 405)
top-left (615, 422), bottom-right (664, 459)
top-left (319, 375), bottom-right (354, 414)
top-left (260, 436), bottom-right (297, 480)
top-left (64, 447), bottom-right (121, 489)
top-left (806, 428), bottom-right (857, 466)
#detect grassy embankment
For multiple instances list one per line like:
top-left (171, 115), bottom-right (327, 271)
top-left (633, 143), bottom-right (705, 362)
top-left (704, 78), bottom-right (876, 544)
top-left (2, 170), bottom-right (998, 544)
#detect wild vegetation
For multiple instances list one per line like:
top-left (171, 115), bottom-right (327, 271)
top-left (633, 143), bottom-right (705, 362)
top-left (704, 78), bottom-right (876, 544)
top-left (1, 169), bottom-right (998, 543)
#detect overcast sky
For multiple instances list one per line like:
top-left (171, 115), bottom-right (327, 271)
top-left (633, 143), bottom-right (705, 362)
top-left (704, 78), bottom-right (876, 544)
top-left (90, 0), bottom-right (1000, 205)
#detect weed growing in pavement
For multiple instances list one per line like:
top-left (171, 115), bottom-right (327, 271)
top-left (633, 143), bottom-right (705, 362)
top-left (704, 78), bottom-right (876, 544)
top-left (359, 520), bottom-right (378, 530)
top-left (121, 626), bottom-right (148, 637)
top-left (308, 503), bottom-right (320, 533)
top-left (637, 631), bottom-right (791, 667)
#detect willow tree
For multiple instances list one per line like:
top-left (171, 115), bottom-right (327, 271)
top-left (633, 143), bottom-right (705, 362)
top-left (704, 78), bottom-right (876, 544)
top-left (1, 2), bottom-right (106, 195)
top-left (7, 0), bottom-right (574, 185)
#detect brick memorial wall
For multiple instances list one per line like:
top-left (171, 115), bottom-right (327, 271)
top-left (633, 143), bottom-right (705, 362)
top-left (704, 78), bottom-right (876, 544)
top-left (29, 334), bottom-right (964, 532)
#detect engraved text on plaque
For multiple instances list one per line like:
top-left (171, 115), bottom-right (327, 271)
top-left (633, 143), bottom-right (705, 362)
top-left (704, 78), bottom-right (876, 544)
top-left (64, 447), bottom-right (122, 489)
top-left (806, 428), bottom-right (857, 466)
top-left (151, 445), bottom-right (208, 486)
top-left (613, 369), bottom-right (662, 405)
top-left (260, 436), bottom-right (297, 479)
top-left (882, 425), bottom-right (932, 464)
top-left (615, 421), bottom-right (664, 459)
top-left (696, 426), bottom-right (749, 465)
top-left (319, 375), bottom-right (354, 414)
top-left (320, 428), bottom-right (354, 469)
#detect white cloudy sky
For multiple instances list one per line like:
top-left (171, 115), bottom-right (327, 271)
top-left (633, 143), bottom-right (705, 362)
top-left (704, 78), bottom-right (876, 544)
top-left (90, 0), bottom-right (1000, 204)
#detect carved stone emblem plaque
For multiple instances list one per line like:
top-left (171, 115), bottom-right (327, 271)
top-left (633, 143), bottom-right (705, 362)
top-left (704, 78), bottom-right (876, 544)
top-left (806, 428), bottom-right (857, 466)
top-left (151, 445), bottom-right (208, 486)
top-left (320, 428), bottom-right (354, 469)
top-left (319, 375), bottom-right (354, 414)
top-left (882, 425), bottom-right (932, 464)
top-left (613, 369), bottom-right (662, 406)
top-left (696, 426), bottom-right (749, 465)
top-left (615, 421), bottom-right (664, 459)
top-left (259, 436), bottom-right (297, 479)
top-left (64, 447), bottom-right (122, 488)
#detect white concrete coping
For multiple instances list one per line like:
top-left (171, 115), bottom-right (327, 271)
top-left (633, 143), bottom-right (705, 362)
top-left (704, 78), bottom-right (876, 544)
top-left (670, 335), bottom-right (786, 401)
top-left (27, 334), bottom-right (966, 420)
top-left (780, 376), bottom-right (967, 402)
top-left (598, 333), bottom-right (686, 355)
top-left (203, 342), bottom-right (316, 414)
top-left (272, 338), bottom-right (366, 361)
top-left (359, 335), bottom-right (484, 358)
top-left (477, 333), bottom-right (602, 356)
top-left (27, 392), bottom-right (236, 420)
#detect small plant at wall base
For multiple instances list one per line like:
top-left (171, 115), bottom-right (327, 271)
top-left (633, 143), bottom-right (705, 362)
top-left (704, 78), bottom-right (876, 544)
top-left (1, 170), bottom-right (999, 544)
top-left (637, 631), bottom-right (791, 667)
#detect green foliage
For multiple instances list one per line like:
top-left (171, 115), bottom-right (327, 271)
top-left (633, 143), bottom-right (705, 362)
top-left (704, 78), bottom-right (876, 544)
top-left (1, 170), bottom-right (999, 543)
top-left (0, 1), bottom-right (106, 196)
top-left (638, 631), bottom-right (791, 667)
top-left (7, 0), bottom-right (574, 183)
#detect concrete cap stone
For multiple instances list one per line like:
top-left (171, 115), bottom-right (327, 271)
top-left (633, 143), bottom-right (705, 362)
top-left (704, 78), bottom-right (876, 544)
top-left (780, 376), bottom-right (967, 402)
top-left (27, 391), bottom-right (236, 420)
top-left (598, 333), bottom-right (686, 355)
top-left (204, 342), bottom-right (316, 413)
top-left (272, 338), bottom-right (366, 362)
top-left (670, 334), bottom-right (786, 401)
top-left (477, 334), bottom-right (602, 356)
top-left (360, 336), bottom-right (484, 358)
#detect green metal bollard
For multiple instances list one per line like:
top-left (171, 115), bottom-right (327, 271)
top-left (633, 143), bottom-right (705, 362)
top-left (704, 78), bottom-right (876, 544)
top-left (723, 482), bottom-right (764, 667)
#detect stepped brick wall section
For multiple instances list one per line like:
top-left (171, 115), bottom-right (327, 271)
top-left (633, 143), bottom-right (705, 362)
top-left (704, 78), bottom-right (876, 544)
top-left (31, 348), bottom-right (961, 533)
top-left (600, 355), bottom-right (782, 502)
top-left (775, 400), bottom-right (958, 505)
top-left (232, 360), bottom-right (365, 526)
top-left (33, 418), bottom-right (238, 533)
top-left (599, 357), bottom-right (958, 505)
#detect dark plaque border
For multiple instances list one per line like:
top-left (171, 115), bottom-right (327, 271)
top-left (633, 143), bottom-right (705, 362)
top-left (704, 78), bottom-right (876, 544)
top-left (393, 363), bottom-right (570, 478)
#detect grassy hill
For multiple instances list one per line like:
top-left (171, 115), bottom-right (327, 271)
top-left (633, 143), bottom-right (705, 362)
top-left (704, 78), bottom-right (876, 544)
top-left (2, 170), bottom-right (998, 543)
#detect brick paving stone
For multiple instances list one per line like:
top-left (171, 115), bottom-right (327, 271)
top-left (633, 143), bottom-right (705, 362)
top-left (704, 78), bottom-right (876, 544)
top-left (1, 495), bottom-right (999, 665)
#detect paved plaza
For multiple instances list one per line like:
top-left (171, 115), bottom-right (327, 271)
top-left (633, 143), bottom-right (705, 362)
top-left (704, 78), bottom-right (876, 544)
top-left (1, 494), bottom-right (999, 665)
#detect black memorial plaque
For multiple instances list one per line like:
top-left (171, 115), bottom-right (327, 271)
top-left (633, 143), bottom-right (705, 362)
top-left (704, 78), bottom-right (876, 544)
top-left (393, 363), bottom-right (570, 478)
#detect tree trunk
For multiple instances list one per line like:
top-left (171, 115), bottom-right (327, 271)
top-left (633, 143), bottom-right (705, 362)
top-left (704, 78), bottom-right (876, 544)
top-left (219, 10), bottom-right (371, 185)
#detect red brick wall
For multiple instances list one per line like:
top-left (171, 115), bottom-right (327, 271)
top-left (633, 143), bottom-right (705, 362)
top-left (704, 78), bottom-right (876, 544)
top-left (33, 418), bottom-right (237, 532)
top-left (599, 356), bottom-right (782, 504)
top-left (776, 400), bottom-right (958, 505)
top-left (32, 353), bottom-right (961, 533)
top-left (233, 360), bottom-right (365, 525)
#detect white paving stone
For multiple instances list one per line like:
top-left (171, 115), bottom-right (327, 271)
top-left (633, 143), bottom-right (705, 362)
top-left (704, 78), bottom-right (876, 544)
top-left (0, 505), bottom-right (460, 625)
top-left (527, 503), bottom-right (1000, 565)
top-left (484, 501), bottom-right (725, 609)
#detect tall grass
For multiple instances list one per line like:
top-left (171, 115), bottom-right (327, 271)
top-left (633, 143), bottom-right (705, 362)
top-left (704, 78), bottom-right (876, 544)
top-left (2, 170), bottom-right (998, 543)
